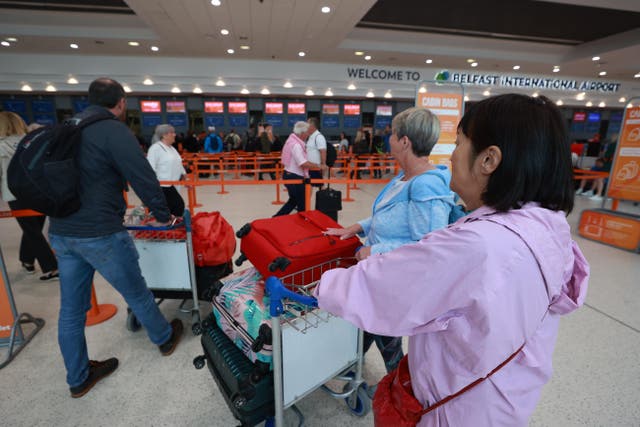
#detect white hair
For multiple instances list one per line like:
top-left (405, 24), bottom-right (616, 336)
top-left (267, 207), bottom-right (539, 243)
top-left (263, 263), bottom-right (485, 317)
top-left (293, 121), bottom-right (310, 136)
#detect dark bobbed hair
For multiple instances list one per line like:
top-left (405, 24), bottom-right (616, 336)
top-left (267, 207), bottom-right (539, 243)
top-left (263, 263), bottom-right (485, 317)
top-left (88, 78), bottom-right (125, 109)
top-left (458, 94), bottom-right (574, 213)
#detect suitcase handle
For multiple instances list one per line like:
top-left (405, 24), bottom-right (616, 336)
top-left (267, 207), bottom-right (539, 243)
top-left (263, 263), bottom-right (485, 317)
top-left (265, 276), bottom-right (317, 317)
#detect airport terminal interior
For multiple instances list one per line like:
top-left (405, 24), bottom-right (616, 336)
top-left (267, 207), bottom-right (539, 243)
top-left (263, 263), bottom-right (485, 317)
top-left (1, 0), bottom-right (640, 426)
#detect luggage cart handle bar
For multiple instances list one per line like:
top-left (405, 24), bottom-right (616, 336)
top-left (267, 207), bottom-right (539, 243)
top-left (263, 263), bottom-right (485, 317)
top-left (126, 210), bottom-right (192, 231)
top-left (265, 276), bottom-right (318, 317)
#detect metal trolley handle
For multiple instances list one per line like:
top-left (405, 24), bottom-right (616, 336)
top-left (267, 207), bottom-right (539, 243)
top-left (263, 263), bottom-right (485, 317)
top-left (126, 210), bottom-right (192, 231)
top-left (265, 276), bottom-right (318, 317)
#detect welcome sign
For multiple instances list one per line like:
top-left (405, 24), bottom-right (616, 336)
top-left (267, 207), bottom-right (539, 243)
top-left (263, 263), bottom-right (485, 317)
top-left (445, 72), bottom-right (621, 93)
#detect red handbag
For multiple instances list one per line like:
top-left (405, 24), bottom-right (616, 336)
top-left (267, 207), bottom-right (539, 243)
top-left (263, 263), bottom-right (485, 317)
top-left (192, 211), bottom-right (236, 267)
top-left (373, 345), bottom-right (523, 427)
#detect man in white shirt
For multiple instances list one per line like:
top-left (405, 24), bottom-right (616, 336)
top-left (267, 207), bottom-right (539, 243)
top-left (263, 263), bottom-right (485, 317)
top-left (306, 117), bottom-right (326, 187)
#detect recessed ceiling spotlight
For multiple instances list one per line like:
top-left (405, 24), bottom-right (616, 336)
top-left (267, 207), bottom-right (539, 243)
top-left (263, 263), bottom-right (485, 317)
top-left (425, 59), bottom-right (433, 64)
top-left (364, 55), bottom-right (372, 61)
top-left (598, 101), bottom-right (606, 107)
top-left (283, 81), bottom-right (293, 88)
top-left (240, 45), bottom-right (250, 50)
top-left (354, 51), bottom-right (364, 56)
top-left (513, 65), bottom-right (520, 70)
top-left (418, 86), bottom-right (427, 93)
top-left (45, 84), bottom-right (56, 92)
top-left (532, 92), bottom-right (539, 97)
top-left (1, 41), bottom-right (10, 47)
top-left (553, 67), bottom-right (560, 73)
top-left (384, 91), bottom-right (392, 99)
top-left (471, 62), bottom-right (478, 67)
top-left (463, 95), bottom-right (469, 102)
top-left (227, 48), bottom-right (235, 54)
top-left (150, 46), bottom-right (159, 52)
top-left (67, 76), bottom-right (79, 84)
top-left (260, 87), bottom-right (270, 95)
top-left (123, 84), bottom-right (132, 93)
top-left (305, 89), bottom-right (314, 96)
top-left (634, 72), bottom-right (640, 78)
top-left (556, 99), bottom-right (563, 106)
top-left (592, 56), bottom-right (600, 61)
top-left (171, 86), bottom-right (181, 93)
top-left (143, 78), bottom-right (154, 85)
top-left (482, 90), bottom-right (490, 96)
top-left (70, 43), bottom-right (79, 49)
top-left (586, 101), bottom-right (593, 107)
top-left (220, 29), bottom-right (229, 35)
top-left (215, 78), bottom-right (226, 86)
top-left (619, 97), bottom-right (626, 103)
top-left (193, 86), bottom-right (203, 94)
top-left (128, 41), bottom-right (139, 46)
top-left (627, 103), bottom-right (633, 108)
top-left (210, 0), bottom-right (221, 6)
top-left (298, 51), bottom-right (306, 57)
top-left (467, 59), bottom-right (475, 63)
top-left (325, 88), bottom-right (333, 96)
top-left (240, 87), bottom-right (250, 94)
top-left (576, 92), bottom-right (586, 100)
top-left (21, 83), bottom-right (32, 92)
top-left (6, 37), bottom-right (17, 42)
top-left (321, 6), bottom-right (331, 13)
top-left (366, 90), bottom-right (374, 98)
top-left (347, 83), bottom-right (356, 90)
top-left (599, 71), bottom-right (607, 76)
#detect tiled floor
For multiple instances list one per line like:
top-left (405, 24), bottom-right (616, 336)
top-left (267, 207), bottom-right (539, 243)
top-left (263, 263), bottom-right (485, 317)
top-left (1, 178), bottom-right (639, 426)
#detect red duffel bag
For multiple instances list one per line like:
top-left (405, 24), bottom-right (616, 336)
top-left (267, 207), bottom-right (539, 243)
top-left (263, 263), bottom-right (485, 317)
top-left (192, 211), bottom-right (236, 267)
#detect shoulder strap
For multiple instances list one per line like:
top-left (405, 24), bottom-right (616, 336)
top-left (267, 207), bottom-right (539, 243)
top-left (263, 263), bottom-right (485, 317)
top-left (68, 112), bottom-right (114, 128)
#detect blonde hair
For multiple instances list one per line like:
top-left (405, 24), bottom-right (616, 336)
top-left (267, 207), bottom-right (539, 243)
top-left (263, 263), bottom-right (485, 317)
top-left (0, 111), bottom-right (28, 137)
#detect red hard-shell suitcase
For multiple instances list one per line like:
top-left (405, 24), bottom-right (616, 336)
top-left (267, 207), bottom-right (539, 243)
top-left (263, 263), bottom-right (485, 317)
top-left (235, 210), bottom-right (361, 284)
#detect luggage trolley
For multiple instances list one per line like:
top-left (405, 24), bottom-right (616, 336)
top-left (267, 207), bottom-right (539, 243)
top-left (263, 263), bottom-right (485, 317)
top-left (125, 209), bottom-right (202, 335)
top-left (195, 258), bottom-right (371, 427)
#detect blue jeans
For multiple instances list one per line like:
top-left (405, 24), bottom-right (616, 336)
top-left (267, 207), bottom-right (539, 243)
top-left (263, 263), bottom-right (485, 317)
top-left (49, 231), bottom-right (172, 388)
top-left (274, 171), bottom-right (306, 216)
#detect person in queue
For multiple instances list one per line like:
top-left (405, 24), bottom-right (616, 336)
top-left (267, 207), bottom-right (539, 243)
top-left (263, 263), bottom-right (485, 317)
top-left (306, 117), bottom-right (327, 186)
top-left (324, 107), bottom-right (464, 375)
top-left (0, 112), bottom-right (59, 280)
top-left (314, 94), bottom-right (589, 426)
top-left (274, 121), bottom-right (326, 216)
top-left (48, 78), bottom-right (183, 398)
top-left (147, 124), bottom-right (187, 216)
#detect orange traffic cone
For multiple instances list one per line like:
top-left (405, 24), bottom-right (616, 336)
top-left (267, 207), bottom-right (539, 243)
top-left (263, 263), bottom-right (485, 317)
top-left (86, 284), bottom-right (117, 326)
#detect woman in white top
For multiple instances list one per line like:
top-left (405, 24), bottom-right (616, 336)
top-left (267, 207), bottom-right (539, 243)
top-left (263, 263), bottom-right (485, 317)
top-left (147, 124), bottom-right (186, 216)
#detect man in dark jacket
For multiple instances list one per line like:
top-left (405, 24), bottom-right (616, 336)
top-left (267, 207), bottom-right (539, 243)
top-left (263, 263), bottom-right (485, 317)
top-left (48, 78), bottom-right (183, 398)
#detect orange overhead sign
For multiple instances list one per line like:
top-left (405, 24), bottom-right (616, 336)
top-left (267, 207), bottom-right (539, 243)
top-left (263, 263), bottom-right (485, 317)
top-left (607, 105), bottom-right (640, 201)
top-left (416, 92), bottom-right (463, 165)
top-left (579, 209), bottom-right (640, 252)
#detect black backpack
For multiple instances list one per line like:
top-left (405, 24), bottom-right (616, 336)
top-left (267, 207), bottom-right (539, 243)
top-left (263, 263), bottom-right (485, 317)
top-left (7, 113), bottom-right (113, 217)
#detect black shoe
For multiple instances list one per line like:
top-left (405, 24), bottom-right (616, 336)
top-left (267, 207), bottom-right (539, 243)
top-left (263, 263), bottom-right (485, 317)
top-left (22, 262), bottom-right (35, 274)
top-left (40, 270), bottom-right (59, 281)
top-left (159, 319), bottom-right (184, 356)
top-left (70, 358), bottom-right (119, 398)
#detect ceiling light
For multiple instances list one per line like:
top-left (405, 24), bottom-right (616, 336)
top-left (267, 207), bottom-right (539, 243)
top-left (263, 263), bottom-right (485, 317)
top-left (366, 90), bottom-right (374, 98)
top-left (553, 66), bottom-right (560, 73)
top-left (425, 59), bottom-right (433, 64)
top-left (1, 41), bottom-right (10, 47)
top-left (324, 89), bottom-right (333, 96)
top-left (260, 88), bottom-right (270, 95)
top-left (70, 43), bottom-right (79, 49)
top-left (598, 101), bottom-right (605, 107)
top-left (6, 37), bottom-right (17, 42)
top-left (532, 92), bottom-right (539, 97)
top-left (347, 83), bottom-right (356, 90)
top-left (283, 81), bottom-right (293, 88)
top-left (463, 95), bottom-right (469, 102)
top-left (483, 90), bottom-right (490, 96)
top-left (150, 46), bottom-right (159, 52)
top-left (354, 51), bottom-right (364, 56)
top-left (210, 0), bottom-right (221, 5)
top-left (215, 78), bottom-right (226, 86)
top-left (67, 76), bottom-right (78, 84)
top-left (21, 84), bottom-right (32, 92)
top-left (220, 29), bottom-right (229, 35)
top-left (171, 86), bottom-right (181, 93)
top-left (576, 92), bottom-right (586, 100)
top-left (619, 97), bottom-right (626, 103)
top-left (627, 103), bottom-right (633, 108)
top-left (298, 51), bottom-right (306, 57)
top-left (634, 73), bottom-right (640, 78)
top-left (123, 85), bottom-right (132, 93)
top-left (556, 100), bottom-right (563, 106)
top-left (364, 55), bottom-right (372, 61)
top-left (598, 71), bottom-right (607, 76)
top-left (240, 45), bottom-right (250, 50)
top-left (418, 86), bottom-right (427, 93)
top-left (128, 41), bottom-right (139, 46)
top-left (586, 101), bottom-right (593, 107)
top-left (321, 6), bottom-right (331, 13)
top-left (513, 65), bottom-right (520, 70)
top-left (240, 87), bottom-right (250, 94)
top-left (143, 78), bottom-right (154, 85)
top-left (384, 91), bottom-right (392, 99)
top-left (471, 62), bottom-right (478, 67)
top-left (467, 59), bottom-right (475, 63)
top-left (45, 84), bottom-right (56, 92)
top-left (193, 86), bottom-right (203, 94)
top-left (305, 89), bottom-right (314, 96)
top-left (227, 48), bottom-right (235, 54)
top-left (592, 56), bottom-right (600, 61)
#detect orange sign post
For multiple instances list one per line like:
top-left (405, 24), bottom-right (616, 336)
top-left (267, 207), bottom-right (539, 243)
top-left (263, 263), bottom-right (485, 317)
top-left (415, 81), bottom-right (465, 165)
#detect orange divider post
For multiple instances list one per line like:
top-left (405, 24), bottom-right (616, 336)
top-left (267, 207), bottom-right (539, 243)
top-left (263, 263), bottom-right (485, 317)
top-left (272, 163), bottom-right (284, 205)
top-left (304, 181), bottom-right (312, 211)
top-left (86, 283), bottom-right (117, 326)
top-left (123, 190), bottom-right (134, 209)
top-left (217, 159), bottom-right (229, 195)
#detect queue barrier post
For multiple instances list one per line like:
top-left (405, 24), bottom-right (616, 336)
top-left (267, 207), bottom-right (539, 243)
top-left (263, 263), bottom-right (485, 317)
top-left (304, 178), bottom-right (312, 211)
top-left (217, 158), bottom-right (229, 195)
top-left (86, 283), bottom-right (117, 326)
top-left (272, 163), bottom-right (284, 205)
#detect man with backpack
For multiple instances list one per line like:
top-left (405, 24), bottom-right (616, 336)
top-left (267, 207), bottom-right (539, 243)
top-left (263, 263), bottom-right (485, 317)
top-left (306, 117), bottom-right (327, 187)
top-left (47, 78), bottom-right (184, 398)
top-left (203, 126), bottom-right (223, 154)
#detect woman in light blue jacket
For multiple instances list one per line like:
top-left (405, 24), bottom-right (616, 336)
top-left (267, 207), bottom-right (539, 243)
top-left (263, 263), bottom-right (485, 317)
top-left (326, 107), bottom-right (464, 374)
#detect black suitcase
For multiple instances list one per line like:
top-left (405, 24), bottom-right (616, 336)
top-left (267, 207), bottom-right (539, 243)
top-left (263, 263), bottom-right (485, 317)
top-left (315, 185), bottom-right (342, 222)
top-left (195, 314), bottom-right (274, 427)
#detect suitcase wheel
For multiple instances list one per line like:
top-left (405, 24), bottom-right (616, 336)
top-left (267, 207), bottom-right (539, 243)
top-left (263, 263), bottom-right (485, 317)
top-left (236, 223), bottom-right (251, 238)
top-left (234, 253), bottom-right (247, 267)
top-left (268, 257), bottom-right (290, 272)
top-left (193, 355), bottom-right (206, 370)
top-left (191, 322), bottom-right (203, 336)
top-left (231, 392), bottom-right (248, 408)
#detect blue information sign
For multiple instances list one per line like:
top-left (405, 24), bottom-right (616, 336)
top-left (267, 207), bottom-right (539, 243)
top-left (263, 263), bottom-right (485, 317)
top-left (374, 116), bottom-right (392, 129)
top-left (287, 115), bottom-right (306, 127)
top-left (2, 100), bottom-right (27, 113)
top-left (205, 115), bottom-right (225, 127)
top-left (264, 114), bottom-right (283, 127)
top-left (33, 114), bottom-right (56, 125)
top-left (322, 115), bottom-right (339, 129)
top-left (343, 116), bottom-right (361, 129)
top-left (229, 115), bottom-right (248, 127)
top-left (31, 99), bottom-right (55, 113)
top-left (167, 114), bottom-right (187, 127)
top-left (142, 114), bottom-right (162, 128)
top-left (73, 99), bottom-right (90, 113)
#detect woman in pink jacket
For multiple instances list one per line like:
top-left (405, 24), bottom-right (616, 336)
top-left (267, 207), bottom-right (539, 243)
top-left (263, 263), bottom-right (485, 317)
top-left (314, 94), bottom-right (589, 426)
